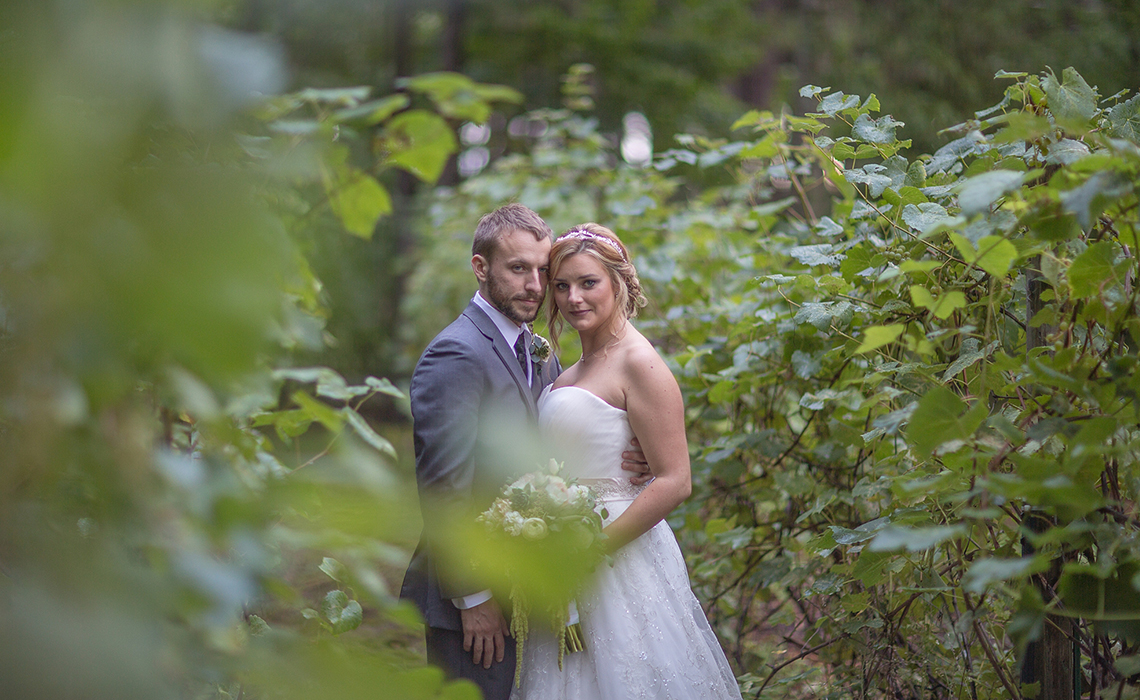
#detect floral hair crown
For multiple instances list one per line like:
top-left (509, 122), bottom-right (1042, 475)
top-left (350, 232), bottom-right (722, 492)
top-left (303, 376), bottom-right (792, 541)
top-left (560, 229), bottom-right (627, 261)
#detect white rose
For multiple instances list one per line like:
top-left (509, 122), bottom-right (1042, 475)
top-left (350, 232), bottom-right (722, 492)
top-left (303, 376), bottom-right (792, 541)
top-left (521, 517), bottom-right (548, 541)
top-left (570, 484), bottom-right (590, 505)
top-left (545, 480), bottom-right (571, 502)
top-left (504, 512), bottom-right (525, 537)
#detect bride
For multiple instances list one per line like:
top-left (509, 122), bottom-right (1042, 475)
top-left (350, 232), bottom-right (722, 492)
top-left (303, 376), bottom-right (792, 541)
top-left (513, 224), bottom-right (743, 700)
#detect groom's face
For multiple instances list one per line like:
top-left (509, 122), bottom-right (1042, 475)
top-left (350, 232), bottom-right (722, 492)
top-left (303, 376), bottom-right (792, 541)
top-left (473, 228), bottom-right (552, 325)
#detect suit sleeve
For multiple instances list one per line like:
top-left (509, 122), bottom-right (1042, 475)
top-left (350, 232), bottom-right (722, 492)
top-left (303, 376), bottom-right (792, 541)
top-left (410, 335), bottom-right (486, 599)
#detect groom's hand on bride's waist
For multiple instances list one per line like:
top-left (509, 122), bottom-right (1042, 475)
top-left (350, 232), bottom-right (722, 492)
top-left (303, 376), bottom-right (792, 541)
top-left (621, 437), bottom-right (654, 486)
top-left (461, 598), bottom-right (510, 669)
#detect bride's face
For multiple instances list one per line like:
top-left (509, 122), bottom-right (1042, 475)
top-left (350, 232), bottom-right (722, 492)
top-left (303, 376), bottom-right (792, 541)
top-left (552, 252), bottom-right (618, 335)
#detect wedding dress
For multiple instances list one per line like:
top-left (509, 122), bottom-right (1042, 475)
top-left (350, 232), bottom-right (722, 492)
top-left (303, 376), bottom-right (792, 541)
top-left (511, 385), bottom-right (743, 700)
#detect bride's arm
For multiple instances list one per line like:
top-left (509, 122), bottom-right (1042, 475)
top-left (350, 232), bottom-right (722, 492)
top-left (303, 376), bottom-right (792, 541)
top-left (601, 343), bottom-right (692, 552)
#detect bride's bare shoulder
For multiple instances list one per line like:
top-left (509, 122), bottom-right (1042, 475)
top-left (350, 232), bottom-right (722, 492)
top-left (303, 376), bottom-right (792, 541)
top-left (621, 335), bottom-right (676, 391)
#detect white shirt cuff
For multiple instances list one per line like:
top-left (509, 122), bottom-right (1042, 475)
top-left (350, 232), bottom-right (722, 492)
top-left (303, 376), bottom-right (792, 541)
top-left (452, 590), bottom-right (494, 610)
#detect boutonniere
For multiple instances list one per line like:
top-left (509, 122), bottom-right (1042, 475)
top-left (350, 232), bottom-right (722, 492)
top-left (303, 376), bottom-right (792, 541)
top-left (530, 332), bottom-right (552, 364)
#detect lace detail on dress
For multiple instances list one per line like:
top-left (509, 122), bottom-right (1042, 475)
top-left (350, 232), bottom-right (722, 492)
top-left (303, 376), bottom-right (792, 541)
top-left (580, 477), bottom-right (646, 501)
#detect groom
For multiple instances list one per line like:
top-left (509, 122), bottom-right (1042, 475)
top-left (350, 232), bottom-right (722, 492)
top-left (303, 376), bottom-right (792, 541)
top-left (400, 203), bottom-right (563, 699)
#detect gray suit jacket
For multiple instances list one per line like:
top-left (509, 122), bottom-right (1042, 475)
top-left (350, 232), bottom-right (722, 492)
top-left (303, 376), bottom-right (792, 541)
top-left (400, 301), bottom-right (561, 631)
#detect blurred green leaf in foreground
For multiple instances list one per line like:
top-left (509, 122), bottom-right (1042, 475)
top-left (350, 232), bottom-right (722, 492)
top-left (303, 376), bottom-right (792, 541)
top-left (0, 2), bottom-right (495, 698)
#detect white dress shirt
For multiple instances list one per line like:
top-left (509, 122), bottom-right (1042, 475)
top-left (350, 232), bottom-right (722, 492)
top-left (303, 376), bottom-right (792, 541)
top-left (472, 291), bottom-right (532, 386)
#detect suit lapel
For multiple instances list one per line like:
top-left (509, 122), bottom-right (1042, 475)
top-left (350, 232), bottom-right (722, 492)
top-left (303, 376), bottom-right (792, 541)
top-left (462, 303), bottom-right (538, 417)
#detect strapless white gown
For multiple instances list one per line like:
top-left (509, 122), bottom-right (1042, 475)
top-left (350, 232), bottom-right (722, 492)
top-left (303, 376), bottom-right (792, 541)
top-left (511, 385), bottom-right (743, 700)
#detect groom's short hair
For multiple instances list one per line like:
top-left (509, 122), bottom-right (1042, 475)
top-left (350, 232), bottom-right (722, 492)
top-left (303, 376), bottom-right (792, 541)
top-left (472, 203), bottom-right (553, 261)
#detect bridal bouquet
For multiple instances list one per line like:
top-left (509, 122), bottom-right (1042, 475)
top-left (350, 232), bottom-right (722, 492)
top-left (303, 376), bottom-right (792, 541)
top-left (477, 459), bottom-right (608, 685)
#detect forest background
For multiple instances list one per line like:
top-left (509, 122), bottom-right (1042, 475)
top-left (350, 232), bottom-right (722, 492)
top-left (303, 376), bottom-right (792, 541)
top-left (3, 0), bottom-right (1140, 698)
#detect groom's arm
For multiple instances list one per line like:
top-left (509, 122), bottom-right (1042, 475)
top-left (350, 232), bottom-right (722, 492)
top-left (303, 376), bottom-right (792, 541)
top-left (410, 336), bottom-right (486, 600)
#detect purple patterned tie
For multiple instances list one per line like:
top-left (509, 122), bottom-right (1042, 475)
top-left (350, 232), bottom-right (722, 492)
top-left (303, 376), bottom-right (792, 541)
top-left (514, 331), bottom-right (530, 377)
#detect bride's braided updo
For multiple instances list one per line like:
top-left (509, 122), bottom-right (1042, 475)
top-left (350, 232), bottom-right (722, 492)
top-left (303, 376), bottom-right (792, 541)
top-left (546, 223), bottom-right (647, 350)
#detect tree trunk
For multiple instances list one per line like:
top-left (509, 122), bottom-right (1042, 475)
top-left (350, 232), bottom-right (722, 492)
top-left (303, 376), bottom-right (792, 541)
top-left (441, 0), bottom-right (466, 72)
top-left (1021, 270), bottom-right (1074, 700)
top-left (438, 0), bottom-right (466, 186)
top-left (369, 0), bottom-right (419, 380)
top-left (393, 0), bottom-right (413, 81)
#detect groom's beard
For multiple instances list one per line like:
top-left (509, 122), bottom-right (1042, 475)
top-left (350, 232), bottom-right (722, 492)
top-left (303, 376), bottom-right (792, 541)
top-left (485, 271), bottom-right (543, 325)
